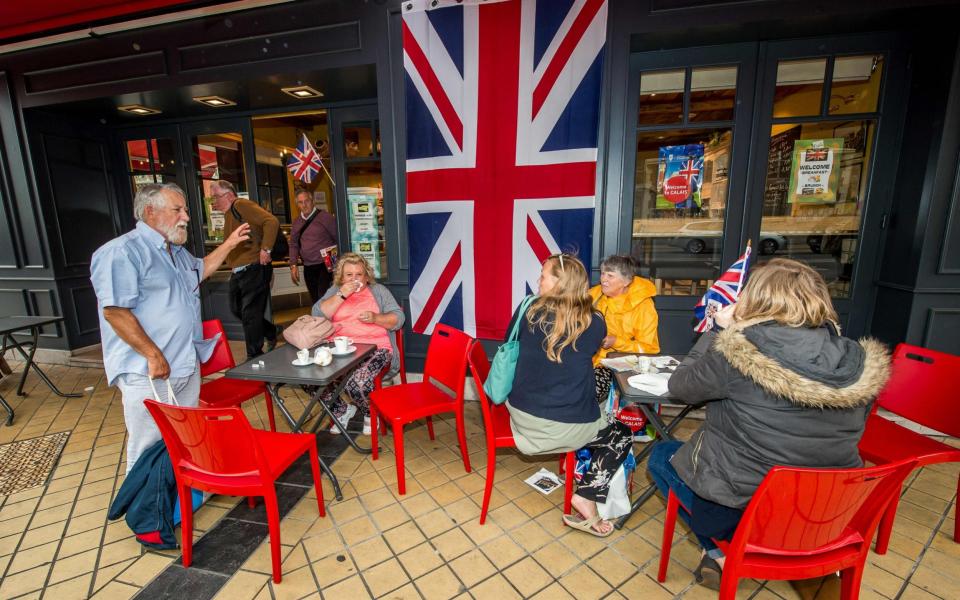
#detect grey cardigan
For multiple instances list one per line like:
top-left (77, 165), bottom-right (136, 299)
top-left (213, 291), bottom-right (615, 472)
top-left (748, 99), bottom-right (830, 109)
top-left (312, 282), bottom-right (406, 375)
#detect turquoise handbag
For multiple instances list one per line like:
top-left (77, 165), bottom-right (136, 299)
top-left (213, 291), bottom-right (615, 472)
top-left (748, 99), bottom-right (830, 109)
top-left (483, 295), bottom-right (537, 405)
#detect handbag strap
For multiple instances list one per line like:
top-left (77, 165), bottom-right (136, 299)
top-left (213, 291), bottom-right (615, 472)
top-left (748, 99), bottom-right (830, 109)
top-left (506, 295), bottom-right (537, 343)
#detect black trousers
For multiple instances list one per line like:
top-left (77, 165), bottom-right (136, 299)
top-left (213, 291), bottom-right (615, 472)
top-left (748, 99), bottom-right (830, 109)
top-left (302, 263), bottom-right (333, 305)
top-left (229, 264), bottom-right (276, 359)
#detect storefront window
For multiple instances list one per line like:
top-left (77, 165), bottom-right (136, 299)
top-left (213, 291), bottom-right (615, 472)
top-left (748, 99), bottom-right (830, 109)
top-left (760, 120), bottom-right (875, 297)
top-left (343, 121), bottom-right (386, 279)
top-left (192, 133), bottom-right (246, 248)
top-left (638, 69), bottom-right (684, 126)
top-left (124, 138), bottom-right (177, 195)
top-left (773, 58), bottom-right (827, 117)
top-left (830, 55), bottom-right (883, 115)
top-left (690, 66), bottom-right (738, 122)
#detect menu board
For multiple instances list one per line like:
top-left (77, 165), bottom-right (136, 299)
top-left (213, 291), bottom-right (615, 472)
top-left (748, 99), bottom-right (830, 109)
top-left (764, 127), bottom-right (801, 213)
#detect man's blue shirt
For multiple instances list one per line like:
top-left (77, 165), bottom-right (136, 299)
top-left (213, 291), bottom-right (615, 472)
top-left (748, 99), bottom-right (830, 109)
top-left (91, 221), bottom-right (217, 386)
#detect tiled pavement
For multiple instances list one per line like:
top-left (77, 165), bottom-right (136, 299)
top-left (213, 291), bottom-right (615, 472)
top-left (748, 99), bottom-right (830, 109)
top-left (0, 357), bottom-right (959, 600)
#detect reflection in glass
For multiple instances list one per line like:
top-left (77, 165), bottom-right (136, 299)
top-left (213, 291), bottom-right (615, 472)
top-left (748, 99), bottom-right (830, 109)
top-left (638, 69), bottom-right (684, 126)
top-left (759, 120), bottom-right (875, 297)
top-left (632, 128), bottom-right (733, 295)
top-left (344, 125), bottom-right (376, 158)
top-left (346, 162), bottom-right (386, 279)
top-left (690, 66), bottom-right (737, 122)
top-left (125, 138), bottom-right (178, 197)
top-left (193, 133), bottom-right (246, 246)
top-left (830, 55), bottom-right (883, 115)
top-left (774, 58), bottom-right (826, 117)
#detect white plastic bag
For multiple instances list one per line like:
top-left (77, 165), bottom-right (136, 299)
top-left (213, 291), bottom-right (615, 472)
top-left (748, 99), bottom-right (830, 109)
top-left (597, 462), bottom-right (631, 520)
top-left (147, 378), bottom-right (180, 406)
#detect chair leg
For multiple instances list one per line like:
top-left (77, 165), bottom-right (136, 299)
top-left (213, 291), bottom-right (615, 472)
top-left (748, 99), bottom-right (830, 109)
top-left (247, 497), bottom-right (256, 508)
top-left (263, 390), bottom-right (277, 432)
top-left (309, 443), bottom-right (325, 517)
top-left (370, 403), bottom-right (380, 460)
top-left (263, 487), bottom-right (283, 584)
top-left (954, 475), bottom-right (960, 543)
top-left (657, 490), bottom-right (680, 583)
top-left (393, 423), bottom-right (406, 495)
top-left (840, 565), bottom-right (865, 600)
top-left (718, 568), bottom-right (740, 600)
top-left (480, 446), bottom-right (497, 525)
top-left (178, 484), bottom-right (194, 568)
top-left (425, 415), bottom-right (436, 440)
top-left (874, 489), bottom-right (901, 555)
top-left (563, 452), bottom-right (574, 516)
top-left (454, 408), bottom-right (471, 473)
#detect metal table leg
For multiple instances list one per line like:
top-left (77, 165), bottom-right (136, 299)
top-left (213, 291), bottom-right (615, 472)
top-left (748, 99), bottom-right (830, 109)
top-left (0, 392), bottom-right (12, 426)
top-left (5, 329), bottom-right (83, 398)
top-left (307, 380), bottom-right (373, 455)
top-left (615, 403), bottom-right (697, 530)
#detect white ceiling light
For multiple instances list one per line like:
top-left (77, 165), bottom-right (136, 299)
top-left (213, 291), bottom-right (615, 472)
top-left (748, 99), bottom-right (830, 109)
top-left (118, 104), bottom-right (161, 115)
top-left (281, 85), bottom-right (324, 99)
top-left (193, 95), bottom-right (237, 107)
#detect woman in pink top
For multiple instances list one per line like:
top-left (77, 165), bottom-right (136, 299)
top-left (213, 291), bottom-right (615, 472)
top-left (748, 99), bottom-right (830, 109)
top-left (313, 253), bottom-right (405, 434)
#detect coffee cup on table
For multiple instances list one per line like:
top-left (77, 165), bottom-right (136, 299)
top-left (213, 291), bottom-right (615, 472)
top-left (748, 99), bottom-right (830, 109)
top-left (296, 348), bottom-right (310, 363)
top-left (334, 336), bottom-right (351, 352)
top-left (637, 356), bottom-right (653, 373)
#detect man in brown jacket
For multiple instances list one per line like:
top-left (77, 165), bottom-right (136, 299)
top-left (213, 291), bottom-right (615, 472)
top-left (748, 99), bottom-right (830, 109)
top-left (211, 180), bottom-right (281, 359)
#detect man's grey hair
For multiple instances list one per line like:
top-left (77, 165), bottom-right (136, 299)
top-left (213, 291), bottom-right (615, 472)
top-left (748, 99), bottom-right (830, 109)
top-left (210, 179), bottom-right (236, 195)
top-left (599, 255), bottom-right (637, 282)
top-left (133, 183), bottom-right (186, 221)
top-left (294, 188), bottom-right (314, 202)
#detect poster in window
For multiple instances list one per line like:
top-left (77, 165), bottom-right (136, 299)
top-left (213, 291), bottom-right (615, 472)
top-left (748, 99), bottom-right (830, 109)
top-left (788, 138), bottom-right (844, 204)
top-left (656, 144), bottom-right (704, 210)
top-left (348, 187), bottom-right (381, 278)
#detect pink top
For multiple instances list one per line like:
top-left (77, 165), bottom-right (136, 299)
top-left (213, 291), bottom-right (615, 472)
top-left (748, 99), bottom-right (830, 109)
top-left (332, 287), bottom-right (391, 351)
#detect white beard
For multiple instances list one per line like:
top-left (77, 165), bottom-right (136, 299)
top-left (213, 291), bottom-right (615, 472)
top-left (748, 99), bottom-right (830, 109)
top-left (161, 222), bottom-right (189, 245)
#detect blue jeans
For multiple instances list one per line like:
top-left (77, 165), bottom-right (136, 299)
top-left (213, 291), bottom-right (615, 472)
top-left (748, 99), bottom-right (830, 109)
top-left (646, 440), bottom-right (720, 554)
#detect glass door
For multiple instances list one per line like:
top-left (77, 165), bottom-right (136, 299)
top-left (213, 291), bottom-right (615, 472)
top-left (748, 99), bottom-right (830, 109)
top-left (623, 44), bottom-right (758, 303)
top-left (116, 125), bottom-right (187, 229)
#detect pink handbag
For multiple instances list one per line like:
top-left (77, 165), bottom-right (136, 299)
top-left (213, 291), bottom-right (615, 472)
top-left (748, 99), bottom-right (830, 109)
top-left (282, 315), bottom-right (335, 349)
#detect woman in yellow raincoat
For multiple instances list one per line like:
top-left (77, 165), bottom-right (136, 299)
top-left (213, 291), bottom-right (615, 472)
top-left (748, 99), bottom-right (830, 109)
top-left (589, 255), bottom-right (660, 401)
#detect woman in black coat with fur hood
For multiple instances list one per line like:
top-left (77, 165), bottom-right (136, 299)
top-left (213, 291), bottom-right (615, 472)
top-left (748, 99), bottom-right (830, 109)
top-left (647, 258), bottom-right (890, 589)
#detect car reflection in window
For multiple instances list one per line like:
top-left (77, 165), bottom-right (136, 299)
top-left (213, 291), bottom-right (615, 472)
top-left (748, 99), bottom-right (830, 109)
top-left (668, 233), bottom-right (786, 256)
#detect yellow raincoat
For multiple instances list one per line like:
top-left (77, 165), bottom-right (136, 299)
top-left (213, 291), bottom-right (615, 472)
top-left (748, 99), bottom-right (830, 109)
top-left (589, 276), bottom-right (659, 365)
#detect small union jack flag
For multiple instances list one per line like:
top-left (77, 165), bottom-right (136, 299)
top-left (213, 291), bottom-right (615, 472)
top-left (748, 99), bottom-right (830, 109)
top-left (287, 133), bottom-right (324, 184)
top-left (805, 148), bottom-right (829, 161)
top-left (693, 244), bottom-right (752, 333)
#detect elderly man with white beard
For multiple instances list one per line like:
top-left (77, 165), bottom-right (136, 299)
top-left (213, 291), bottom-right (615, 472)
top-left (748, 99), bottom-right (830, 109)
top-left (91, 183), bottom-right (250, 473)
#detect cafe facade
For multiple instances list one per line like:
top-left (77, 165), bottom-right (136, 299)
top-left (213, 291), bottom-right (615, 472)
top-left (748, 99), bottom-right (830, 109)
top-left (0, 0), bottom-right (958, 364)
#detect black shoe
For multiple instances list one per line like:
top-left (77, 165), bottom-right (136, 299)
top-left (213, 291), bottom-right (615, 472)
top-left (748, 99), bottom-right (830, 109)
top-left (693, 555), bottom-right (722, 591)
top-left (266, 325), bottom-right (282, 352)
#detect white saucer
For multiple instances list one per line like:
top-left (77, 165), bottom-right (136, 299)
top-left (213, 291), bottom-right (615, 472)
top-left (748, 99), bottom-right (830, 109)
top-left (291, 358), bottom-right (314, 367)
top-left (330, 345), bottom-right (356, 356)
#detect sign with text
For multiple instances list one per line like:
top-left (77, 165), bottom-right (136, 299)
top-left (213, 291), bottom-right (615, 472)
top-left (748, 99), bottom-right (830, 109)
top-left (656, 144), bottom-right (704, 209)
top-left (788, 138), bottom-right (843, 203)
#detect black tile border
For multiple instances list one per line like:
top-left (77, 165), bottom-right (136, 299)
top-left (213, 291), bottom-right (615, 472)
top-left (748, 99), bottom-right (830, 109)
top-left (134, 428), bottom-right (353, 600)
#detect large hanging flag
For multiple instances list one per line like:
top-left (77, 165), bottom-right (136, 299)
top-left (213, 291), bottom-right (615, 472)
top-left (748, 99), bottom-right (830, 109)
top-left (694, 243), bottom-right (752, 333)
top-left (403, 0), bottom-right (607, 339)
top-left (287, 133), bottom-right (324, 184)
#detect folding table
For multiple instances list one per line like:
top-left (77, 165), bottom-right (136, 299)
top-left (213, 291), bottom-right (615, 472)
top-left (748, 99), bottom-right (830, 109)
top-left (226, 342), bottom-right (375, 500)
top-left (0, 315), bottom-right (83, 426)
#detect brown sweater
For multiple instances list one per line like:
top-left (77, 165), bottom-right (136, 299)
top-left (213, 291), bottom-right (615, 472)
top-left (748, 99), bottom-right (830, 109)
top-left (223, 198), bottom-right (280, 268)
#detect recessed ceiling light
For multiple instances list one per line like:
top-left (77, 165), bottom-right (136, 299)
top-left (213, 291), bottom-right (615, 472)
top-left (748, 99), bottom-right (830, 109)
top-left (193, 95), bottom-right (237, 107)
top-left (118, 104), bottom-right (161, 115)
top-left (281, 85), bottom-right (324, 99)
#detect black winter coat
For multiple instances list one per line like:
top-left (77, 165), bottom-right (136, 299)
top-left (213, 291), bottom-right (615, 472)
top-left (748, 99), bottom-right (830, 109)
top-left (668, 319), bottom-right (890, 509)
top-left (108, 440), bottom-right (178, 549)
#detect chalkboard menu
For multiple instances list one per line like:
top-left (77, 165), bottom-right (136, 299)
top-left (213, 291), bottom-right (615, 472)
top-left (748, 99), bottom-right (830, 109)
top-left (764, 127), bottom-right (801, 215)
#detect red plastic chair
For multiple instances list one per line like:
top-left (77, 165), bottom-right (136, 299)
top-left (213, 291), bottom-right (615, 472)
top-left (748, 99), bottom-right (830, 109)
top-left (144, 400), bottom-right (325, 584)
top-left (657, 459), bottom-right (917, 599)
top-left (467, 342), bottom-right (574, 524)
top-left (858, 343), bottom-right (960, 553)
top-left (369, 324), bottom-right (474, 494)
top-left (198, 319), bottom-right (276, 432)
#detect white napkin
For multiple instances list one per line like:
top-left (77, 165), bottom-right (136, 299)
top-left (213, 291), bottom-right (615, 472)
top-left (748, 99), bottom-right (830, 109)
top-left (627, 372), bottom-right (671, 396)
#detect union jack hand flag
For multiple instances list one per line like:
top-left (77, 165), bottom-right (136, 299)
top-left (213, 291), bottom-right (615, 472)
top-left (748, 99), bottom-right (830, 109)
top-left (287, 133), bottom-right (324, 184)
top-left (404, 0), bottom-right (607, 339)
top-left (693, 244), bottom-right (752, 333)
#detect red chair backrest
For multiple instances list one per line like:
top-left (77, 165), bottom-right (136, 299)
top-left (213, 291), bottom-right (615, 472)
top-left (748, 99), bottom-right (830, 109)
top-left (423, 324), bottom-right (473, 398)
top-left (144, 400), bottom-right (268, 477)
top-left (467, 342), bottom-right (496, 446)
top-left (729, 459), bottom-right (916, 557)
top-left (875, 343), bottom-right (960, 437)
top-left (200, 319), bottom-right (237, 378)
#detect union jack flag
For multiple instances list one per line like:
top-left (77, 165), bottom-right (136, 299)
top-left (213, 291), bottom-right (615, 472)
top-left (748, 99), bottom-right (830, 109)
top-left (693, 244), bottom-right (752, 333)
top-left (404, 0), bottom-right (607, 338)
top-left (287, 133), bottom-right (324, 184)
top-left (804, 148), bottom-right (829, 161)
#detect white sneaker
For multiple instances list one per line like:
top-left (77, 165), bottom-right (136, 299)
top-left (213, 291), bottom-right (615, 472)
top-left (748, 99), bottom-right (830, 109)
top-left (362, 416), bottom-right (372, 435)
top-left (329, 404), bottom-right (357, 433)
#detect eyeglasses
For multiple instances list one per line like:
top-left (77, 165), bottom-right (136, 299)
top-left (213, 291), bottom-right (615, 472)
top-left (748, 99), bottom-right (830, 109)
top-left (549, 253), bottom-right (574, 273)
top-left (212, 191), bottom-right (233, 199)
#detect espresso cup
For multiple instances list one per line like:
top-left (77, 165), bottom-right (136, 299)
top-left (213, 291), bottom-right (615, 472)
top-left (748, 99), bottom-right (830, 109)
top-left (296, 348), bottom-right (310, 363)
top-left (334, 336), bottom-right (351, 352)
top-left (637, 356), bottom-right (653, 373)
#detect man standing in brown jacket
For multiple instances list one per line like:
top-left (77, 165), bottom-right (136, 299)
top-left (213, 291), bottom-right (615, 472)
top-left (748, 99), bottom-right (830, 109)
top-left (211, 180), bottom-right (281, 359)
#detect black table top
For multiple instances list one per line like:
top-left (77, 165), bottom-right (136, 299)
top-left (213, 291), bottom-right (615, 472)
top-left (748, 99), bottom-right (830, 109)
top-left (0, 315), bottom-right (65, 335)
top-left (226, 342), bottom-right (376, 387)
top-left (611, 354), bottom-right (684, 404)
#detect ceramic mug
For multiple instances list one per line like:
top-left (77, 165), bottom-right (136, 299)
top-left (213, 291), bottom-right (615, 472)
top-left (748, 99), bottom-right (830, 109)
top-left (334, 336), bottom-right (351, 352)
top-left (296, 348), bottom-right (310, 363)
top-left (637, 356), bottom-right (653, 373)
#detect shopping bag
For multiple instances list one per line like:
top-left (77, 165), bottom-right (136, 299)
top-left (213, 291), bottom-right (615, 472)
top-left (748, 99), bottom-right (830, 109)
top-left (482, 295), bottom-right (537, 404)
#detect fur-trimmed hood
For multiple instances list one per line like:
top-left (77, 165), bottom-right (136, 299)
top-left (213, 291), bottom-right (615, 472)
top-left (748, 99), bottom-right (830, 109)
top-left (713, 320), bottom-right (890, 409)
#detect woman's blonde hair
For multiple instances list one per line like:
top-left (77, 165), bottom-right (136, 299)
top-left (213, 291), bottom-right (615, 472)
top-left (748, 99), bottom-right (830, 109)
top-left (527, 254), bottom-right (594, 363)
top-left (735, 258), bottom-right (839, 328)
top-left (333, 253), bottom-right (376, 286)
